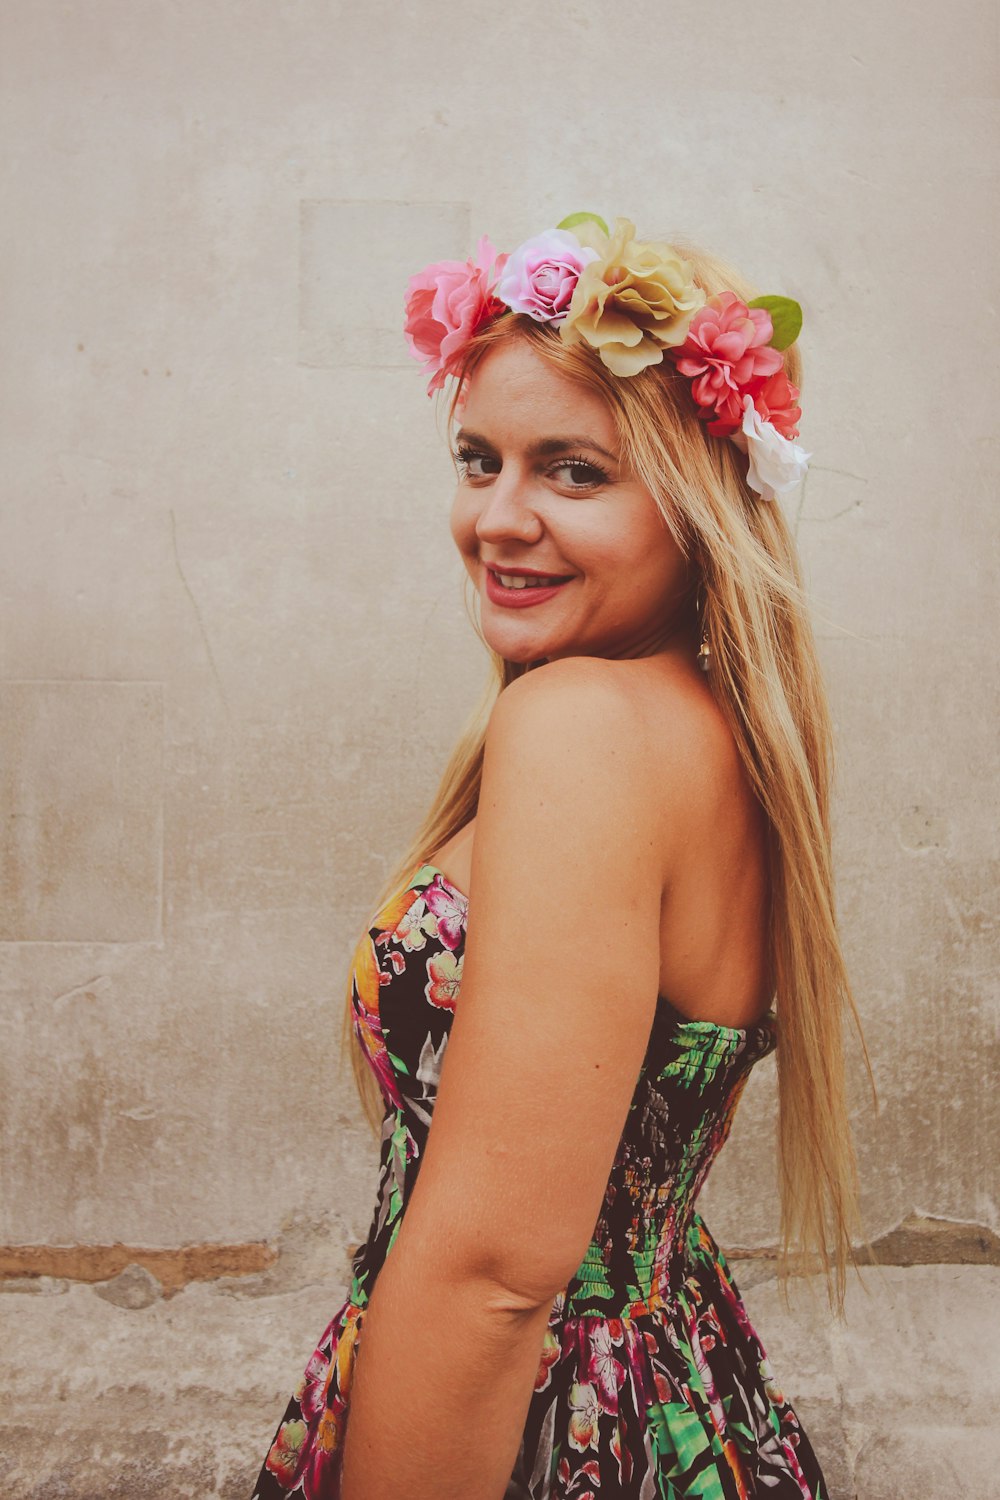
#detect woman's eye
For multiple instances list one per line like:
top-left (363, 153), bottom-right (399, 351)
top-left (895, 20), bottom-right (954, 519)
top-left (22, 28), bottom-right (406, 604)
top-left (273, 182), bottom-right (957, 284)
top-left (551, 459), bottom-right (609, 489)
top-left (454, 449), bottom-right (610, 489)
top-left (455, 449), bottom-right (501, 480)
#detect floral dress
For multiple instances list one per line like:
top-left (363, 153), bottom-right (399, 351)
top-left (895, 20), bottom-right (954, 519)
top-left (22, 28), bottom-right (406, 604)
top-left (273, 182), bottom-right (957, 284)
top-left (252, 864), bottom-right (828, 1500)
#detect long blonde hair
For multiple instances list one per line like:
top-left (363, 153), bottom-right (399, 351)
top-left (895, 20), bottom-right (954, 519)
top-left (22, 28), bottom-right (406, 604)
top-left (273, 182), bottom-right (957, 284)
top-left (340, 238), bottom-right (871, 1307)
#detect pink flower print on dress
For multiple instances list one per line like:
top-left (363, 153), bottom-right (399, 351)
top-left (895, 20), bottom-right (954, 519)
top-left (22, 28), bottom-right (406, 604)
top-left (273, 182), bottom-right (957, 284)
top-left (586, 1320), bottom-right (626, 1414)
top-left (301, 1406), bottom-right (343, 1500)
top-left (403, 236), bottom-right (508, 395)
top-left (673, 291), bottom-right (784, 436)
top-left (424, 949), bottom-right (463, 1011)
top-left (423, 874), bottom-right (468, 951)
top-left (620, 1322), bottom-right (653, 1408)
top-left (688, 1311), bottom-right (728, 1439)
top-left (612, 1419), bottom-right (633, 1486)
top-left (295, 1348), bottom-right (333, 1424)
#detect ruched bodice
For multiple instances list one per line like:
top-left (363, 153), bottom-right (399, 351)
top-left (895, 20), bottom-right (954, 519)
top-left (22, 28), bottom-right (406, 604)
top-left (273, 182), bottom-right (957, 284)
top-left (563, 994), bottom-right (776, 1319)
top-left (253, 863), bottom-right (828, 1500)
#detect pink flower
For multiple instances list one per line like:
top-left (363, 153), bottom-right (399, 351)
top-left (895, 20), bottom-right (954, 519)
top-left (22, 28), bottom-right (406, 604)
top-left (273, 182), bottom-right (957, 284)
top-left (301, 1404), bottom-right (344, 1500)
top-left (295, 1348), bottom-right (334, 1423)
top-left (403, 236), bottom-right (508, 395)
top-left (673, 291), bottom-right (784, 435)
top-left (748, 367), bottom-right (802, 440)
top-left (423, 874), bottom-right (468, 950)
top-left (586, 1321), bottom-right (626, 1413)
top-left (496, 228), bottom-right (598, 324)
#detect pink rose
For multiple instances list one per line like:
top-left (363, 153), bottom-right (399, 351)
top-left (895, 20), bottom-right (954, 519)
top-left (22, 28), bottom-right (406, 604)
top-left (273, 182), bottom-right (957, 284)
top-left (673, 290), bottom-right (784, 435)
top-left (403, 236), bottom-right (508, 395)
top-left (496, 228), bottom-right (599, 324)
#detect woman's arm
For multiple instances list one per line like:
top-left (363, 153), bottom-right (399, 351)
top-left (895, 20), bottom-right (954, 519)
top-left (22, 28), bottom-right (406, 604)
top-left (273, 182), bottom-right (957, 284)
top-left (340, 657), bottom-right (683, 1500)
top-left (339, 1248), bottom-right (553, 1498)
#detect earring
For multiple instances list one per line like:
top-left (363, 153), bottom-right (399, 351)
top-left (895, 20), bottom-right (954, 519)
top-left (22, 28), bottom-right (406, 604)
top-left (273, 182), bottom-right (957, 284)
top-left (696, 587), bottom-right (711, 672)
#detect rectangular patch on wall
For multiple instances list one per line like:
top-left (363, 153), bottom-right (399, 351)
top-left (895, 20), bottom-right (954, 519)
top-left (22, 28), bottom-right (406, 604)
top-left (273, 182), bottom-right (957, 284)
top-left (298, 198), bottom-right (470, 368)
top-left (0, 681), bottom-right (163, 943)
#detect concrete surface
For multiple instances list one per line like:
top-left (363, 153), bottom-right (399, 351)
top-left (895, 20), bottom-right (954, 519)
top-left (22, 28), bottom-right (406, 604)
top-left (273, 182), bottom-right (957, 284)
top-left (0, 1), bottom-right (997, 1495)
top-left (1, 1259), bottom-right (998, 1499)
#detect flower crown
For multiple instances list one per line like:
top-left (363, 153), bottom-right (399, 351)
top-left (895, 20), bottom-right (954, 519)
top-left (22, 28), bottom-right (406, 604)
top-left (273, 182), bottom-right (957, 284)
top-left (403, 213), bottom-right (810, 502)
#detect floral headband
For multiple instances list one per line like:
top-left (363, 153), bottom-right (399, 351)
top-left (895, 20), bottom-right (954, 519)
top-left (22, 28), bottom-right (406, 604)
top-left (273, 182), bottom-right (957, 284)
top-left (403, 213), bottom-right (810, 502)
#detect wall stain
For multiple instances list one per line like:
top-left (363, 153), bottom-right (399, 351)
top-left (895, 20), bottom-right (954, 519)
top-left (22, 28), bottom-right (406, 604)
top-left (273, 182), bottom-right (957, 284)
top-left (4, 1214), bottom-right (997, 1302)
top-left (0, 1241), bottom-right (277, 1293)
top-left (728, 1212), bottom-right (1000, 1269)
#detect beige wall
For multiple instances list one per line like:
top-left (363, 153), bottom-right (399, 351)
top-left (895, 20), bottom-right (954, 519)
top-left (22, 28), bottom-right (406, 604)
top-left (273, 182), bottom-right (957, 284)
top-left (1, 0), bottom-right (996, 1292)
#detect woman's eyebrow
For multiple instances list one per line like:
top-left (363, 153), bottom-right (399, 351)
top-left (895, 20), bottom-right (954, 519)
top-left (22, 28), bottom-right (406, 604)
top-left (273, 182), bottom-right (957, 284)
top-left (455, 428), bottom-right (619, 463)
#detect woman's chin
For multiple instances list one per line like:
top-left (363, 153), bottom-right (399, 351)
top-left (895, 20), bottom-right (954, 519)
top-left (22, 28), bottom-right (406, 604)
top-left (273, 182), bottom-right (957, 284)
top-left (483, 633), bottom-right (546, 666)
top-left (480, 610), bottom-right (590, 664)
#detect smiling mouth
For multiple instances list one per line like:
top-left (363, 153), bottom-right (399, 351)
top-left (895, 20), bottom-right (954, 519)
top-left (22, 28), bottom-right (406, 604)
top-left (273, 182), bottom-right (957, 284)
top-left (489, 568), bottom-right (573, 590)
top-left (483, 567), bottom-right (575, 610)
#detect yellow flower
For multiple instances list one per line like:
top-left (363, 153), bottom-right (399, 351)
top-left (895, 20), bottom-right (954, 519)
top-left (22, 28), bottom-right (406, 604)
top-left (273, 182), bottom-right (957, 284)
top-left (561, 218), bottom-right (705, 376)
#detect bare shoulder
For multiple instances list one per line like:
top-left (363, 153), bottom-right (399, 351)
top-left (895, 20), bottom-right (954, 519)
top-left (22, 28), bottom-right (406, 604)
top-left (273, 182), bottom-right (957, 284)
top-left (474, 657), bottom-right (660, 907)
top-left (487, 656), bottom-right (649, 765)
top-left (481, 657), bottom-right (660, 841)
top-left (488, 653), bottom-right (744, 812)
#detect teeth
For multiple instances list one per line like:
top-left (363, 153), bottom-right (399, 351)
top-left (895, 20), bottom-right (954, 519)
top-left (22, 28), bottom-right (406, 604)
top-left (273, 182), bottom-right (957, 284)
top-left (496, 572), bottom-right (564, 589)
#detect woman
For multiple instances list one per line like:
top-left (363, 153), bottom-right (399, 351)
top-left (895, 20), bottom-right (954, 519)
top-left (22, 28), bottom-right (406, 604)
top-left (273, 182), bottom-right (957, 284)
top-left (252, 215), bottom-right (866, 1499)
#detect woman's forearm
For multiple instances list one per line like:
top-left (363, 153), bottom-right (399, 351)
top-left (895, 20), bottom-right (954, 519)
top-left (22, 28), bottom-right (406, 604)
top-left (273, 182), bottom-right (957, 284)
top-left (339, 1240), bottom-right (553, 1500)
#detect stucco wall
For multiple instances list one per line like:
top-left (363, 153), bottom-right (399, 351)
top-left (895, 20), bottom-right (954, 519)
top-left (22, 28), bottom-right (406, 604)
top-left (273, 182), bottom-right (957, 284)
top-left (1, 3), bottom-right (997, 1496)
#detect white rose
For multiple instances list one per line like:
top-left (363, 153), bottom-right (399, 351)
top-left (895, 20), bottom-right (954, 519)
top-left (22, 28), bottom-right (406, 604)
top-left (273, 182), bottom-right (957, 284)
top-left (732, 395), bottom-right (811, 501)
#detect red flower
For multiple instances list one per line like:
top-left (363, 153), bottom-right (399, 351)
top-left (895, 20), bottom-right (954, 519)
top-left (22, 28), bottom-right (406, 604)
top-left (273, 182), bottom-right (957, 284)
top-left (749, 368), bottom-right (802, 440)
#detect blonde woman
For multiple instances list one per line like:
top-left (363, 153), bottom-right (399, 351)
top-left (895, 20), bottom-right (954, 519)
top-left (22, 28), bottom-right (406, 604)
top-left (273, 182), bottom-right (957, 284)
top-left (252, 216), bottom-right (865, 1500)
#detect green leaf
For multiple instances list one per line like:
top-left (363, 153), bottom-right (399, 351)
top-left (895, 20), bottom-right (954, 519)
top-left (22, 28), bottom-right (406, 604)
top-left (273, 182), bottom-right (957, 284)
top-left (556, 211), bottom-right (609, 237)
top-left (747, 295), bottom-right (802, 350)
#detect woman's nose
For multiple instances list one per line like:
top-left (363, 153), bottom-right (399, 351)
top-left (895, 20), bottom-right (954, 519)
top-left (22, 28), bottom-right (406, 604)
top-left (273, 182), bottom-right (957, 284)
top-left (474, 468), bottom-right (544, 545)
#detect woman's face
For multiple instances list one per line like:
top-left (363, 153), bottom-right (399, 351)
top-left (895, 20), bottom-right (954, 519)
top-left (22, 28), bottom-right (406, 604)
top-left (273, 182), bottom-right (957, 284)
top-left (449, 338), bottom-right (695, 665)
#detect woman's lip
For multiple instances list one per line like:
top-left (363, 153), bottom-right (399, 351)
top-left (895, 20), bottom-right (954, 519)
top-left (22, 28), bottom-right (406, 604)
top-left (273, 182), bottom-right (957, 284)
top-left (484, 564), bottom-right (571, 578)
top-left (484, 567), bottom-right (573, 610)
